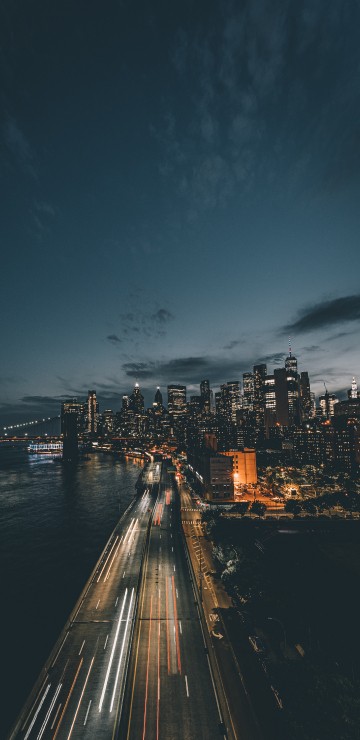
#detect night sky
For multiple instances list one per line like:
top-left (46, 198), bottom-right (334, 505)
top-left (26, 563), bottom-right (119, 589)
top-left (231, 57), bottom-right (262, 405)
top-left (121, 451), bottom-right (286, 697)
top-left (1, 0), bottom-right (360, 424)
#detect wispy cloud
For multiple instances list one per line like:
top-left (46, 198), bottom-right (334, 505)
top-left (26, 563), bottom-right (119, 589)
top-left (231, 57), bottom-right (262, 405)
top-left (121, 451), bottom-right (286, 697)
top-left (107, 303), bottom-right (175, 347)
top-left (151, 308), bottom-right (174, 323)
top-left (3, 116), bottom-right (37, 178)
top-left (122, 354), bottom-right (250, 385)
top-left (283, 294), bottom-right (360, 334)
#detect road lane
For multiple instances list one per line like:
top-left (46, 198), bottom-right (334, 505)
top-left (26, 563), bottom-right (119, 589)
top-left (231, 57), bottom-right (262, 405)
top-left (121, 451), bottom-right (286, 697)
top-left (123, 465), bottom-right (224, 740)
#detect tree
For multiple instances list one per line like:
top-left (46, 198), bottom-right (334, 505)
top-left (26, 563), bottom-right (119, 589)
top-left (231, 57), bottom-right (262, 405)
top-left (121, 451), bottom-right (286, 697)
top-left (284, 499), bottom-right (302, 515)
top-left (236, 501), bottom-right (250, 516)
top-left (250, 501), bottom-right (266, 518)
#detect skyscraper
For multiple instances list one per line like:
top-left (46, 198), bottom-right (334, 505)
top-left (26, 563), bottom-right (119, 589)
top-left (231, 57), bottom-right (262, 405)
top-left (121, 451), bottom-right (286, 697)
top-left (242, 372), bottom-right (254, 411)
top-left (129, 383), bottom-right (144, 414)
top-left (253, 363), bottom-right (267, 427)
top-left (200, 379), bottom-right (211, 413)
top-left (167, 385), bottom-right (187, 418)
top-left (87, 390), bottom-right (99, 435)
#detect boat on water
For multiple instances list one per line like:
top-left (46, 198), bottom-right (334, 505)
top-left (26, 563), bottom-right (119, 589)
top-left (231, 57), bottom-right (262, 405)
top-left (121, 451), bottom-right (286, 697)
top-left (27, 442), bottom-right (63, 456)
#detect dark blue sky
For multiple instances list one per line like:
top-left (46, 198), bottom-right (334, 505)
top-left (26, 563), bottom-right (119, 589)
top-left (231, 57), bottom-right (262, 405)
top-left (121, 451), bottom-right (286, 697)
top-left (1, 0), bottom-right (360, 423)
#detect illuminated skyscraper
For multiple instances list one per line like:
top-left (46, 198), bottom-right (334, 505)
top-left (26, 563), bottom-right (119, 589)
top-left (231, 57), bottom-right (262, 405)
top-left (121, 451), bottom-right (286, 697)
top-left (243, 372), bottom-right (254, 410)
top-left (253, 364), bottom-right (267, 426)
top-left (167, 384), bottom-right (187, 418)
top-left (200, 379), bottom-right (211, 413)
top-left (87, 390), bottom-right (99, 435)
top-left (129, 383), bottom-right (144, 414)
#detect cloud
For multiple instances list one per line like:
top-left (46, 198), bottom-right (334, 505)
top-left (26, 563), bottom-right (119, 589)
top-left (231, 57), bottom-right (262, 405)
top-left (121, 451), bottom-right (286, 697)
top-left (34, 200), bottom-right (56, 217)
top-left (114, 303), bottom-right (175, 344)
top-left (151, 308), bottom-right (174, 323)
top-left (21, 395), bottom-right (68, 406)
top-left (4, 116), bottom-right (37, 177)
top-left (284, 294), bottom-right (360, 334)
top-left (256, 352), bottom-right (286, 366)
top-left (223, 340), bottom-right (241, 351)
top-left (122, 362), bottom-right (156, 379)
top-left (107, 334), bottom-right (122, 344)
top-left (122, 354), bottom-right (251, 386)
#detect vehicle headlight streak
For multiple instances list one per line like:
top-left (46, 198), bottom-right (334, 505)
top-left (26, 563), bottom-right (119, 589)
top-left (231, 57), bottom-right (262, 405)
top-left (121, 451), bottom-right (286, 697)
top-left (24, 684), bottom-right (51, 740)
top-left (98, 589), bottom-right (128, 712)
top-left (109, 587), bottom-right (135, 712)
top-left (36, 683), bottom-right (62, 740)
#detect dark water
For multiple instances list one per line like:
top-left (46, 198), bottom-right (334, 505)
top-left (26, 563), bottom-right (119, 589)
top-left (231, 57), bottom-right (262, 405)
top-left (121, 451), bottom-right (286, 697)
top-left (0, 447), bottom-right (142, 737)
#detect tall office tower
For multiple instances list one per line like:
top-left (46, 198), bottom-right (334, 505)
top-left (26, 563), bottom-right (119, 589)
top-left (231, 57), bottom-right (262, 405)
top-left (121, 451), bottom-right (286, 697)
top-left (221, 381), bottom-right (241, 423)
top-left (61, 399), bottom-right (86, 434)
top-left (319, 392), bottom-right (339, 419)
top-left (200, 379), bottom-right (211, 413)
top-left (350, 377), bottom-right (359, 399)
top-left (129, 382), bottom-right (144, 414)
top-left (243, 372), bottom-right (255, 411)
top-left (167, 384), bottom-right (187, 418)
top-left (62, 411), bottom-right (78, 461)
top-left (102, 409), bottom-right (114, 435)
top-left (274, 368), bottom-right (290, 426)
top-left (284, 347), bottom-right (300, 426)
top-left (154, 387), bottom-right (163, 407)
top-left (87, 390), bottom-right (99, 435)
top-left (253, 364), bottom-right (267, 426)
top-left (300, 371), bottom-right (312, 421)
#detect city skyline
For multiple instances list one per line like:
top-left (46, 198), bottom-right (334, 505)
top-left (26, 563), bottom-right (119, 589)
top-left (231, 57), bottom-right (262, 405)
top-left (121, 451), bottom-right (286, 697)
top-left (1, 1), bottom-right (360, 425)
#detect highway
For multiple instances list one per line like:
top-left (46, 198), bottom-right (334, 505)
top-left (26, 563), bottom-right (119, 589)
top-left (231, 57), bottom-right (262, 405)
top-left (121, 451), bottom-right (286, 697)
top-left (10, 463), bottom-right (161, 740)
top-left (121, 465), bottom-right (225, 740)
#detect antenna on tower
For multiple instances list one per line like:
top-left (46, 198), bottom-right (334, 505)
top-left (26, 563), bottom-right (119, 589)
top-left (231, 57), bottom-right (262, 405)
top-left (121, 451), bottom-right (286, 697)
top-left (288, 337), bottom-right (292, 357)
top-left (323, 381), bottom-right (328, 394)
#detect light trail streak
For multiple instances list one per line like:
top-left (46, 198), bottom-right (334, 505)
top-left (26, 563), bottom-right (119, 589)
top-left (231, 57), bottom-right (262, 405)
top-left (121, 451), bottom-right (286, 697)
top-left (142, 594), bottom-right (153, 740)
top-left (83, 699), bottom-right (92, 726)
top-left (104, 634), bottom-right (109, 650)
top-left (96, 536), bottom-right (119, 582)
top-left (165, 578), bottom-right (170, 674)
top-left (50, 703), bottom-right (62, 730)
top-left (23, 684), bottom-right (51, 740)
top-left (157, 589), bottom-right (161, 740)
top-left (53, 659), bottom-right (83, 739)
top-left (78, 640), bottom-right (85, 655)
top-left (109, 587), bottom-right (135, 712)
top-left (99, 589), bottom-right (128, 712)
top-left (185, 675), bottom-right (189, 697)
top-left (67, 655), bottom-right (95, 739)
top-left (21, 675), bottom-right (49, 731)
top-left (172, 575), bottom-right (181, 673)
top-left (104, 532), bottom-right (126, 581)
top-left (36, 683), bottom-right (62, 740)
top-left (123, 518), bottom-right (136, 544)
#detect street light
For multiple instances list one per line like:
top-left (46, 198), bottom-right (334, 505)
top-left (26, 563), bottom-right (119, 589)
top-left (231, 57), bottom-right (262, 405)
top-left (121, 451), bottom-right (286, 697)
top-left (267, 616), bottom-right (287, 653)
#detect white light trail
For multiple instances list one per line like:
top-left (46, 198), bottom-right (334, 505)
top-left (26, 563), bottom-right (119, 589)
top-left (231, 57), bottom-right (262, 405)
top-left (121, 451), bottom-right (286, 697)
top-left (96, 537), bottom-right (119, 582)
top-left (99, 589), bottom-right (128, 712)
top-left (83, 700), bottom-right (92, 726)
top-left (185, 675), bottom-right (189, 697)
top-left (109, 587), bottom-right (135, 712)
top-left (24, 684), bottom-right (51, 740)
top-left (36, 683), bottom-right (62, 740)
